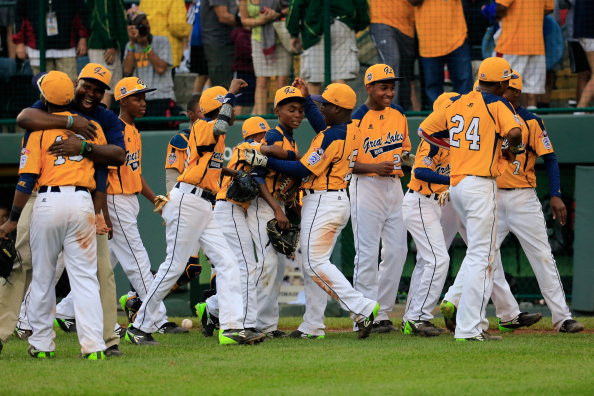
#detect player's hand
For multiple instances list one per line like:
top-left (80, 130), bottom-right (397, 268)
top-left (550, 196), bottom-right (567, 226)
top-left (49, 131), bottom-right (84, 157)
top-left (77, 38), bottom-right (87, 56)
top-left (0, 220), bottom-right (17, 239)
top-left (438, 190), bottom-right (450, 206)
top-left (70, 116), bottom-right (98, 140)
top-left (104, 48), bottom-right (116, 65)
top-left (244, 148), bottom-right (268, 167)
top-left (95, 214), bottom-right (111, 235)
top-left (501, 148), bottom-right (516, 163)
top-left (374, 161), bottom-right (394, 176)
top-left (274, 208), bottom-right (290, 230)
top-left (104, 213), bottom-right (114, 239)
top-left (229, 78), bottom-right (248, 95)
top-left (290, 37), bottom-right (302, 53)
top-left (292, 78), bottom-right (309, 97)
top-left (402, 152), bottom-right (416, 167)
top-left (154, 194), bottom-right (169, 214)
top-left (16, 43), bottom-right (27, 60)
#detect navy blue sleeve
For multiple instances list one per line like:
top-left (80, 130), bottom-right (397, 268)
top-left (94, 165), bottom-right (108, 193)
top-left (303, 96), bottom-right (327, 134)
top-left (542, 153), bottom-right (561, 197)
top-left (15, 173), bottom-right (37, 194)
top-left (267, 157), bottom-right (311, 179)
top-left (223, 92), bottom-right (236, 107)
top-left (264, 130), bottom-right (284, 145)
top-left (414, 168), bottom-right (450, 186)
top-left (286, 151), bottom-right (296, 161)
top-left (30, 100), bottom-right (47, 111)
top-left (250, 166), bottom-right (268, 185)
top-left (95, 108), bottom-right (126, 150)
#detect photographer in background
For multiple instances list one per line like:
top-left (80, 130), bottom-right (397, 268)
top-left (123, 11), bottom-right (181, 130)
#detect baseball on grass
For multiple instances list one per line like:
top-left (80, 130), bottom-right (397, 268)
top-left (181, 319), bottom-right (193, 329)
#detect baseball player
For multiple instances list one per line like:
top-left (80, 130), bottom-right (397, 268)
top-left (126, 80), bottom-right (266, 346)
top-left (0, 71), bottom-right (108, 359)
top-left (245, 82), bottom-right (380, 339)
top-left (3, 63), bottom-right (127, 357)
top-left (419, 57), bottom-right (523, 341)
top-left (350, 64), bottom-right (411, 332)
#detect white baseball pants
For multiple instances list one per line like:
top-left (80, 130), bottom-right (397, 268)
top-left (28, 187), bottom-right (105, 354)
top-left (402, 191), bottom-right (450, 323)
top-left (133, 182), bottom-right (243, 333)
top-left (350, 175), bottom-right (407, 323)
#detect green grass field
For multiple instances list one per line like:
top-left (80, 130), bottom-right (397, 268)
top-left (3, 317), bottom-right (593, 396)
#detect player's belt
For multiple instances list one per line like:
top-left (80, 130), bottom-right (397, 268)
top-left (407, 189), bottom-right (438, 201)
top-left (38, 186), bottom-right (89, 193)
top-left (499, 187), bottom-right (529, 191)
top-left (303, 188), bottom-right (345, 196)
top-left (174, 182), bottom-right (216, 203)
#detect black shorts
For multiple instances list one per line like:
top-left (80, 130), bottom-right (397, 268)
top-left (568, 41), bottom-right (591, 74)
top-left (190, 45), bottom-right (209, 75)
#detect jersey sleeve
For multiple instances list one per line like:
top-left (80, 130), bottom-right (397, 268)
top-left (529, 118), bottom-right (554, 157)
top-left (496, 101), bottom-right (522, 138)
top-left (95, 109), bottom-right (126, 150)
top-left (402, 115), bottom-right (411, 153)
top-left (19, 132), bottom-right (42, 175)
top-left (411, 141), bottom-right (438, 171)
top-left (418, 104), bottom-right (448, 138)
top-left (237, 141), bottom-right (263, 162)
top-left (263, 129), bottom-right (284, 147)
top-left (165, 145), bottom-right (187, 172)
top-left (299, 132), bottom-right (338, 176)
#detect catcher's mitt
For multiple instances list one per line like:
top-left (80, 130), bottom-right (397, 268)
top-left (0, 236), bottom-right (18, 280)
top-left (266, 219), bottom-right (300, 258)
top-left (275, 175), bottom-right (300, 206)
top-left (227, 170), bottom-right (260, 202)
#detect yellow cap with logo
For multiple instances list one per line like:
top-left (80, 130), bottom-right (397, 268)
top-left (478, 57), bottom-right (518, 82)
top-left (509, 72), bottom-right (523, 90)
top-left (32, 71), bottom-right (74, 106)
top-left (78, 63), bottom-right (112, 90)
top-left (200, 86), bottom-right (228, 114)
top-left (311, 83), bottom-right (357, 110)
top-left (364, 64), bottom-right (403, 85)
top-left (114, 77), bottom-right (157, 101)
top-left (274, 86), bottom-right (305, 108)
top-left (242, 116), bottom-right (270, 138)
top-left (433, 92), bottom-right (459, 111)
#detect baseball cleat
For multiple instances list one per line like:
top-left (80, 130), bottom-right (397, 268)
top-left (54, 318), bottom-right (77, 333)
top-left (370, 322), bottom-right (391, 334)
top-left (14, 327), bottom-right (33, 340)
top-left (219, 328), bottom-right (266, 345)
top-left (28, 345), bottom-right (55, 358)
top-left (423, 320), bottom-right (447, 335)
top-left (119, 294), bottom-right (127, 311)
top-left (456, 331), bottom-right (502, 342)
top-left (559, 319), bottom-right (584, 333)
top-left (125, 326), bottom-right (160, 345)
top-left (195, 302), bottom-right (219, 337)
top-left (114, 325), bottom-right (126, 339)
top-left (104, 344), bottom-right (124, 357)
top-left (288, 330), bottom-right (325, 339)
top-left (440, 300), bottom-right (457, 332)
top-left (78, 351), bottom-right (105, 360)
top-left (265, 330), bottom-right (288, 339)
top-left (124, 296), bottom-right (142, 324)
top-left (498, 312), bottom-right (543, 333)
top-left (158, 322), bottom-right (189, 334)
top-left (402, 320), bottom-right (442, 337)
top-left (357, 302), bottom-right (380, 339)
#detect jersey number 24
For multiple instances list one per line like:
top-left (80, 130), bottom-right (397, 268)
top-left (449, 115), bottom-right (481, 151)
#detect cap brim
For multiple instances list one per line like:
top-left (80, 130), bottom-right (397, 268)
top-left (31, 72), bottom-right (49, 91)
top-left (510, 73), bottom-right (519, 80)
top-left (276, 96), bottom-right (306, 107)
top-left (79, 77), bottom-right (111, 91)
top-left (310, 95), bottom-right (331, 104)
top-left (369, 77), bottom-right (404, 83)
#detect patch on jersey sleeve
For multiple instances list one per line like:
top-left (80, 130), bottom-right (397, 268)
top-left (19, 155), bottom-right (28, 169)
top-left (21, 148), bottom-right (30, 155)
top-left (307, 152), bottom-right (322, 166)
top-left (539, 129), bottom-right (548, 138)
top-left (168, 152), bottom-right (177, 165)
top-left (423, 156), bottom-right (433, 166)
top-left (514, 114), bottom-right (522, 125)
top-left (542, 136), bottom-right (551, 150)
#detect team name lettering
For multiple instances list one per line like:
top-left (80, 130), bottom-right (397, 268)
top-left (362, 131), bottom-right (404, 158)
top-left (126, 150), bottom-right (140, 171)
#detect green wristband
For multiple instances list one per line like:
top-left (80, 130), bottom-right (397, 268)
top-left (80, 141), bottom-right (87, 155)
top-left (144, 45), bottom-right (152, 53)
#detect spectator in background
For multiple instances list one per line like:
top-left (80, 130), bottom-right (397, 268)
top-left (124, 11), bottom-right (182, 130)
top-left (231, 27), bottom-right (256, 115)
top-left (0, 6), bottom-right (16, 81)
top-left (409, 0), bottom-right (473, 106)
top-left (201, 0), bottom-right (240, 88)
top-left (189, 0), bottom-right (209, 94)
top-left (574, 0), bottom-right (594, 109)
top-left (239, 0), bottom-right (291, 115)
top-left (139, 0), bottom-right (192, 70)
top-left (86, 0), bottom-right (129, 109)
top-left (12, 0), bottom-right (90, 81)
top-left (562, 0), bottom-right (591, 107)
top-left (491, 0), bottom-right (555, 108)
top-left (461, 0), bottom-right (490, 81)
top-left (369, 0), bottom-right (416, 110)
top-left (0, 203), bottom-right (8, 224)
top-left (287, 0), bottom-right (369, 95)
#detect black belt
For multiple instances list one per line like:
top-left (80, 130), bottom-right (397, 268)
top-left (39, 186), bottom-right (89, 193)
top-left (174, 182), bottom-right (216, 203)
top-left (499, 187), bottom-right (528, 191)
top-left (303, 188), bottom-right (345, 196)
top-left (407, 188), bottom-right (438, 201)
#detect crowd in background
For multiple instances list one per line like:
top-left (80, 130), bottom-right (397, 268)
top-left (0, 0), bottom-right (592, 131)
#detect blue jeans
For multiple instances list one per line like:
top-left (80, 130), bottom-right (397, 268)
top-left (420, 41), bottom-right (473, 106)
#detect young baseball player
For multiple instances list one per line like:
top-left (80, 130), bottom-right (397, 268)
top-left (419, 57), bottom-right (523, 341)
top-left (350, 64), bottom-right (411, 332)
top-left (0, 71), bottom-right (108, 359)
top-left (126, 80), bottom-right (266, 346)
top-left (244, 82), bottom-right (381, 339)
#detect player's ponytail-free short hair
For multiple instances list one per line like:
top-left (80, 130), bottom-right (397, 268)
top-left (187, 94), bottom-right (201, 113)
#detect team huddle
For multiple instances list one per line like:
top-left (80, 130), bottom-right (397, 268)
top-left (0, 56), bottom-right (584, 359)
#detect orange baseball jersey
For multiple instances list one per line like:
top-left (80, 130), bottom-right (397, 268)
top-left (407, 140), bottom-right (450, 196)
top-left (107, 119), bottom-right (143, 195)
top-left (19, 112), bottom-right (107, 190)
top-left (352, 103), bottom-right (411, 177)
top-left (495, 0), bottom-right (554, 56)
top-left (178, 119), bottom-right (225, 193)
top-left (497, 106), bottom-right (554, 189)
top-left (370, 0), bottom-right (415, 39)
top-left (260, 125), bottom-right (298, 200)
top-left (216, 140), bottom-right (263, 208)
top-left (300, 123), bottom-right (361, 191)
top-left (165, 128), bottom-right (192, 173)
top-left (414, 0), bottom-right (467, 58)
top-left (419, 91), bottom-right (523, 186)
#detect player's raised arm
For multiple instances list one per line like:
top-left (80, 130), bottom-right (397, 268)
top-left (293, 78), bottom-right (327, 133)
top-left (213, 78), bottom-right (247, 137)
top-left (17, 106), bottom-right (99, 140)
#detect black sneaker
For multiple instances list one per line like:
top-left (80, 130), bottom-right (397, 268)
top-left (423, 321), bottom-right (447, 335)
top-left (265, 330), bottom-right (288, 338)
top-left (78, 351), bottom-right (105, 360)
top-left (104, 344), bottom-right (124, 357)
top-left (28, 345), bottom-right (55, 358)
top-left (288, 330), bottom-right (325, 339)
top-left (114, 325), bottom-right (126, 339)
top-left (14, 327), bottom-right (33, 340)
top-left (219, 329), bottom-right (266, 345)
top-left (370, 322), bottom-right (391, 334)
top-left (125, 326), bottom-right (160, 345)
top-left (559, 319), bottom-right (584, 333)
top-left (158, 322), bottom-right (189, 334)
top-left (195, 303), bottom-right (219, 337)
top-left (456, 331), bottom-right (502, 342)
top-left (54, 318), bottom-right (77, 333)
top-left (357, 302), bottom-right (380, 339)
top-left (498, 312), bottom-right (543, 333)
top-left (402, 320), bottom-right (442, 337)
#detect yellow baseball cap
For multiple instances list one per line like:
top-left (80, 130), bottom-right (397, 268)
top-left (242, 116), bottom-right (270, 138)
top-left (32, 71), bottom-right (74, 106)
top-left (311, 83), bottom-right (357, 110)
top-left (364, 64), bottom-right (403, 85)
top-left (274, 86), bottom-right (305, 108)
top-left (478, 57), bottom-right (518, 82)
top-left (78, 63), bottom-right (112, 90)
top-left (200, 86), bottom-right (228, 114)
top-left (114, 77), bottom-right (157, 101)
top-left (433, 92), bottom-right (459, 111)
top-left (509, 72), bottom-right (523, 91)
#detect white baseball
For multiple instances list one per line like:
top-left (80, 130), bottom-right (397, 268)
top-left (181, 319), bottom-right (193, 329)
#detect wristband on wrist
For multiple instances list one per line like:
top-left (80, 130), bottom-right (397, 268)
top-left (127, 45), bottom-right (136, 52)
top-left (9, 206), bottom-right (23, 222)
top-left (144, 45), bottom-right (152, 53)
top-left (66, 115), bottom-right (74, 129)
top-left (80, 141), bottom-right (87, 155)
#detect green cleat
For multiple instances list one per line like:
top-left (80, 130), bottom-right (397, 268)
top-left (402, 320), bottom-right (442, 337)
top-left (357, 302), bottom-right (380, 339)
top-left (498, 312), bottom-right (543, 333)
top-left (119, 294), bottom-right (127, 311)
top-left (195, 302), bottom-right (219, 337)
top-left (289, 330), bottom-right (325, 339)
top-left (440, 300), bottom-right (457, 332)
top-left (219, 328), bottom-right (266, 345)
top-left (79, 351), bottom-right (105, 360)
top-left (28, 345), bottom-right (55, 358)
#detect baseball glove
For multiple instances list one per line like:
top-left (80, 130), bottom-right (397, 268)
top-left (275, 175), bottom-right (300, 206)
top-left (266, 219), bottom-right (300, 258)
top-left (226, 170), bottom-right (260, 202)
top-left (402, 152), bottom-right (416, 167)
top-left (0, 236), bottom-right (18, 280)
top-left (244, 148), bottom-right (269, 167)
